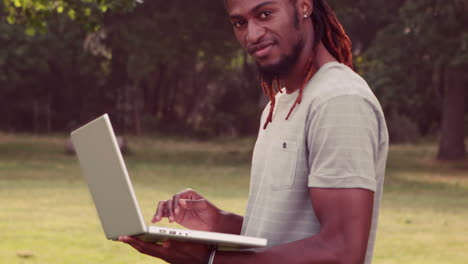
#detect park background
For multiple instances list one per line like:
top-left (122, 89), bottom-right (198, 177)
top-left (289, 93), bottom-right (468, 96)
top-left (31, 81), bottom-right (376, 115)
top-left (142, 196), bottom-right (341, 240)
top-left (0, 0), bottom-right (467, 263)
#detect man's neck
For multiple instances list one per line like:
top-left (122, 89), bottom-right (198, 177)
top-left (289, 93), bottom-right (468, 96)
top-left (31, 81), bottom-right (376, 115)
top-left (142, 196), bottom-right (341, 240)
top-left (282, 42), bottom-right (337, 94)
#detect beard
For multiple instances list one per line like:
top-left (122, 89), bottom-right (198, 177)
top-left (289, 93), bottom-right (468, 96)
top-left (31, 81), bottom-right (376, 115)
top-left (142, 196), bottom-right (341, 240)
top-left (256, 38), bottom-right (304, 83)
top-left (256, 10), bottom-right (303, 83)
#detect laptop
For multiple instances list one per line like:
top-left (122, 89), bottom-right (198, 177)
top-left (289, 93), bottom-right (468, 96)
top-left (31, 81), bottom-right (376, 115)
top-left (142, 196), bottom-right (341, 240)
top-left (71, 114), bottom-right (267, 250)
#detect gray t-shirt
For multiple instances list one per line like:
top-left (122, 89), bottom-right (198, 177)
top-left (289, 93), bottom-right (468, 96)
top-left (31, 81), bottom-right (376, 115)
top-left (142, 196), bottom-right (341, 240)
top-left (241, 62), bottom-right (388, 264)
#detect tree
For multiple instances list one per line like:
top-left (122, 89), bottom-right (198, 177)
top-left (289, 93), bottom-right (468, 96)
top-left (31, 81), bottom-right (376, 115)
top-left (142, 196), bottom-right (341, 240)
top-left (437, 65), bottom-right (467, 160)
top-left (359, 0), bottom-right (467, 159)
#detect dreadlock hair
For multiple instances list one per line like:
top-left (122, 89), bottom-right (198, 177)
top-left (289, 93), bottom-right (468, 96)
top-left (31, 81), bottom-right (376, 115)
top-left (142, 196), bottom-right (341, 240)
top-left (261, 0), bottom-right (353, 129)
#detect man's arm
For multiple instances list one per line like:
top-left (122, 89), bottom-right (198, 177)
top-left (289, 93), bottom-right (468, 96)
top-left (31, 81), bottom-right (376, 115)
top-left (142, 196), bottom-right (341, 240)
top-left (216, 210), bottom-right (244, 235)
top-left (214, 187), bottom-right (374, 264)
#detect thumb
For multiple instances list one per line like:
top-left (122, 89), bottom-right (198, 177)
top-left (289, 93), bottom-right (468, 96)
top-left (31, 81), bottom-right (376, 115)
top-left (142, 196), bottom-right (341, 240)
top-left (179, 199), bottom-right (209, 210)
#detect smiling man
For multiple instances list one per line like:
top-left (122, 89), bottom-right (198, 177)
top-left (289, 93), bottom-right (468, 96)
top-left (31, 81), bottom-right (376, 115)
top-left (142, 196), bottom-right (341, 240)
top-left (119, 1), bottom-right (389, 264)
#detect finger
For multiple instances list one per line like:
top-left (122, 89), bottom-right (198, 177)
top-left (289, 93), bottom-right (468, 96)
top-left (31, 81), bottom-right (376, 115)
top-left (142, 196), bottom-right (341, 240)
top-left (187, 188), bottom-right (206, 200)
top-left (119, 236), bottom-right (145, 252)
top-left (162, 240), bottom-right (171, 248)
top-left (119, 236), bottom-right (166, 258)
top-left (172, 193), bottom-right (181, 216)
top-left (166, 199), bottom-right (175, 222)
top-left (152, 201), bottom-right (165, 223)
top-left (177, 188), bottom-right (202, 200)
top-left (179, 198), bottom-right (209, 210)
top-left (153, 201), bottom-right (168, 223)
top-left (173, 189), bottom-right (204, 210)
top-left (172, 189), bottom-right (195, 215)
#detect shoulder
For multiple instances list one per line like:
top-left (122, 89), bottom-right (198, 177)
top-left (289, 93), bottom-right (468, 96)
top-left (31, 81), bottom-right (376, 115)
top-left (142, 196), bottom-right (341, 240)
top-left (302, 62), bottom-right (384, 115)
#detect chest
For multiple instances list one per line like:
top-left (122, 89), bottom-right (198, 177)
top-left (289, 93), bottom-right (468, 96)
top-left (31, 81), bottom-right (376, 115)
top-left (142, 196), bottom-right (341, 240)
top-left (251, 109), bottom-right (310, 190)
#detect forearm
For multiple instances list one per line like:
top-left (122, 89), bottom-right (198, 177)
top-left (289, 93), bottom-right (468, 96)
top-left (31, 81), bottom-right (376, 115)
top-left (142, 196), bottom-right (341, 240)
top-left (214, 235), bottom-right (343, 264)
top-left (212, 189), bottom-right (372, 263)
top-left (215, 210), bottom-right (243, 235)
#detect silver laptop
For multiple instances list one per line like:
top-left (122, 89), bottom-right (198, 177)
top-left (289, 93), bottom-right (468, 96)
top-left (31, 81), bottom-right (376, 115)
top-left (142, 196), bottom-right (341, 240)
top-left (71, 114), bottom-right (267, 250)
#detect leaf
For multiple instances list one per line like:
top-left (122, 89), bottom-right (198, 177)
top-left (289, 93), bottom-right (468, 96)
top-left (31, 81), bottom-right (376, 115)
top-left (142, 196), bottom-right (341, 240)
top-left (84, 8), bottom-right (92, 16)
top-left (7, 16), bottom-right (16, 25)
top-left (25, 27), bottom-right (36, 36)
top-left (13, 0), bottom-right (22, 8)
top-left (100, 5), bottom-right (108, 13)
top-left (67, 9), bottom-right (76, 20)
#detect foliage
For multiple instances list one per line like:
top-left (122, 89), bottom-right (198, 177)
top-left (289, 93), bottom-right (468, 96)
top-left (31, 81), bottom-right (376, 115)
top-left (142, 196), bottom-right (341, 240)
top-left (0, 0), bottom-right (466, 139)
top-left (96, 0), bottom-right (260, 136)
top-left (2, 0), bottom-right (136, 34)
top-left (0, 0), bottom-right (263, 135)
top-left (0, 10), bottom-right (108, 132)
top-left (358, 0), bottom-right (468, 140)
top-left (330, 0), bottom-right (407, 53)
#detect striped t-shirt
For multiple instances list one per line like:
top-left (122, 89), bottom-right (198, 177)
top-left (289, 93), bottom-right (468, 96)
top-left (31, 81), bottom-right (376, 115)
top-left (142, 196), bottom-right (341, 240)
top-left (241, 62), bottom-right (388, 264)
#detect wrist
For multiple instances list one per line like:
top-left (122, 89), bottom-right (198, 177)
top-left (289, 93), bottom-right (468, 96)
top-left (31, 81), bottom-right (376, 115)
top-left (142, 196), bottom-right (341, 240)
top-left (212, 209), bottom-right (228, 232)
top-left (214, 210), bottom-right (243, 234)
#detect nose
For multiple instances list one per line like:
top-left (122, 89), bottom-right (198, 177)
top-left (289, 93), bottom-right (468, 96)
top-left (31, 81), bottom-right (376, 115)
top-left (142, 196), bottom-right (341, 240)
top-left (245, 21), bottom-right (266, 44)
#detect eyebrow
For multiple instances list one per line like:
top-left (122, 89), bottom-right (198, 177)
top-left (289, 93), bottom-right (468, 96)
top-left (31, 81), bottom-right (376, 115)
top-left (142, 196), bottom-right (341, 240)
top-left (229, 1), bottom-right (277, 20)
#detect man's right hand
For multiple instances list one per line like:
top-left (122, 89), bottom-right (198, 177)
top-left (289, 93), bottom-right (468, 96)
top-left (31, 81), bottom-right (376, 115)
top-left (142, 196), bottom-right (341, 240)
top-left (152, 189), bottom-right (223, 232)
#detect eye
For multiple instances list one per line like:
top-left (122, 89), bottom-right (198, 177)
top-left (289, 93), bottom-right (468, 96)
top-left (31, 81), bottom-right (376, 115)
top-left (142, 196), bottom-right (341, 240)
top-left (232, 19), bottom-right (246, 28)
top-left (259, 10), bottom-right (272, 19)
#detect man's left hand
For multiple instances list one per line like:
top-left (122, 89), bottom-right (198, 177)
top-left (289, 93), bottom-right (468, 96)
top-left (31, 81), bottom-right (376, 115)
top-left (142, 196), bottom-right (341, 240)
top-left (118, 236), bottom-right (211, 264)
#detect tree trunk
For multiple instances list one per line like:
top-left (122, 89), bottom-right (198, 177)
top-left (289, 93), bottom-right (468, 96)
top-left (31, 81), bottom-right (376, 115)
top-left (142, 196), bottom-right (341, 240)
top-left (437, 65), bottom-right (467, 160)
top-left (150, 64), bottom-right (166, 116)
top-left (133, 83), bottom-right (143, 135)
top-left (33, 100), bottom-right (40, 134)
top-left (46, 95), bottom-right (52, 133)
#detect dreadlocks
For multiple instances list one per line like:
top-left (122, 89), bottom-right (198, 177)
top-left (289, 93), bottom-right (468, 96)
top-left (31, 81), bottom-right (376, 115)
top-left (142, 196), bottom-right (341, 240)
top-left (262, 0), bottom-right (353, 129)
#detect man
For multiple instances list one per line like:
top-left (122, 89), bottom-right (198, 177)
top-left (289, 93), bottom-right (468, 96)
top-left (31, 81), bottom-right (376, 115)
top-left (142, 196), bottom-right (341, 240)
top-left (119, 0), bottom-right (389, 264)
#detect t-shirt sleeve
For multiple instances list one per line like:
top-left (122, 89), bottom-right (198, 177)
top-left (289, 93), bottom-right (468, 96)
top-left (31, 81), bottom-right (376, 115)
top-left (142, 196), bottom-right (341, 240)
top-left (307, 95), bottom-right (379, 191)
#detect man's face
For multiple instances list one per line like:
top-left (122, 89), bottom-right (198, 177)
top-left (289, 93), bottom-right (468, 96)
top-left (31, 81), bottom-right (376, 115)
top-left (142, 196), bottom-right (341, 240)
top-left (226, 0), bottom-right (304, 79)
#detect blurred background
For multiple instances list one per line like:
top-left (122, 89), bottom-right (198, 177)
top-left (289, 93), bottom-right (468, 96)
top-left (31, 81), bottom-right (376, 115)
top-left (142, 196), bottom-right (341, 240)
top-left (0, 0), bottom-right (467, 263)
top-left (0, 0), bottom-right (466, 151)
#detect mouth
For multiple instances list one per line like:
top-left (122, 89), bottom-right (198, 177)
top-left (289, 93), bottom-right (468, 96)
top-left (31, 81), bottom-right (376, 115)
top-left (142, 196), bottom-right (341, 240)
top-left (248, 41), bottom-right (275, 59)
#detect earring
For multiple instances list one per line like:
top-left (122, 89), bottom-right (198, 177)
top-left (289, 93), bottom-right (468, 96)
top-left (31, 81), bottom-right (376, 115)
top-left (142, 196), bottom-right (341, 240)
top-left (304, 14), bottom-right (308, 18)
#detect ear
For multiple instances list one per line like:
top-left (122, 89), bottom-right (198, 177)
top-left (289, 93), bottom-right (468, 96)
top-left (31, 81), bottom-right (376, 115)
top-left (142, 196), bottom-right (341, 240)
top-left (299, 0), bottom-right (313, 19)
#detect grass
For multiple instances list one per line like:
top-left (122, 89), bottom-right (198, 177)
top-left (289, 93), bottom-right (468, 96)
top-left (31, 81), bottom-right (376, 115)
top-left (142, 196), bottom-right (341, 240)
top-left (374, 143), bottom-right (468, 264)
top-left (0, 133), bottom-right (467, 264)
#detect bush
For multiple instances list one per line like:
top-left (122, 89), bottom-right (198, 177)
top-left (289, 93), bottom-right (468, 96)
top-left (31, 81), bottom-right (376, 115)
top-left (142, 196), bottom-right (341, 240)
top-left (387, 111), bottom-right (421, 143)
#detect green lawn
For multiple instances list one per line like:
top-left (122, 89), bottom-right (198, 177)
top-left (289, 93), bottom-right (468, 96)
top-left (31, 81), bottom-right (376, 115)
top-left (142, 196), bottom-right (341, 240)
top-left (0, 133), bottom-right (467, 264)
